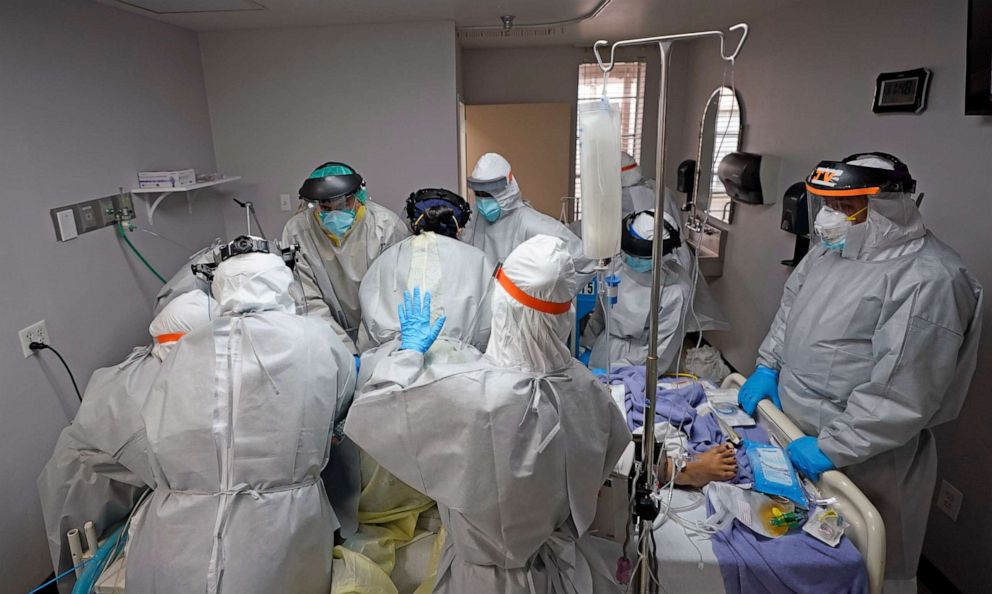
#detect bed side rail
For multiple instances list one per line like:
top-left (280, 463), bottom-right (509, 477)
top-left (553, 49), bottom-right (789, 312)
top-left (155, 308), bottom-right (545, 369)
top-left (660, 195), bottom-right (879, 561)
top-left (720, 373), bottom-right (885, 594)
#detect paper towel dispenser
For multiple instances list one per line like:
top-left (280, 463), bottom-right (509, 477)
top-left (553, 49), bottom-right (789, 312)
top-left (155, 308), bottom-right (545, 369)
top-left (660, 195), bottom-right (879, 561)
top-left (717, 152), bottom-right (779, 205)
top-left (780, 181), bottom-right (809, 236)
top-left (779, 181), bottom-right (810, 267)
top-left (677, 160), bottom-right (696, 208)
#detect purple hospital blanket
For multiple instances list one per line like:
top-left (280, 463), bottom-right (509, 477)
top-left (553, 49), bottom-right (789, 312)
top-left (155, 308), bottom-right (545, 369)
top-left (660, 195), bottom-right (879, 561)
top-left (604, 365), bottom-right (762, 484)
top-left (711, 518), bottom-right (869, 594)
top-left (605, 366), bottom-right (869, 594)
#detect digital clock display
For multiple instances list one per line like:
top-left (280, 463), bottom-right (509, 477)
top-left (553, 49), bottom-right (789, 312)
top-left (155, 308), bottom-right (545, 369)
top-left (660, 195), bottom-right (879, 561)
top-left (879, 78), bottom-right (920, 106)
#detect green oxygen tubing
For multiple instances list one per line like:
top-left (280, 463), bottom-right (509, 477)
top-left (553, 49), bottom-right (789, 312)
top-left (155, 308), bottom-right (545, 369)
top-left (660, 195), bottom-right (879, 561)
top-left (117, 222), bottom-right (167, 283)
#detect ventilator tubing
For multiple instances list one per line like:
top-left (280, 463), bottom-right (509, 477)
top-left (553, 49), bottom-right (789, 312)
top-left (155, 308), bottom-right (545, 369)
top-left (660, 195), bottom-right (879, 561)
top-left (71, 523), bottom-right (127, 594)
top-left (579, 98), bottom-right (623, 259)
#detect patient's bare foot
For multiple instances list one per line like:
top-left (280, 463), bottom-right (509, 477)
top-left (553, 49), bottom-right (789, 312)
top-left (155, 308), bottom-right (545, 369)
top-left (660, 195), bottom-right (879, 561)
top-left (673, 443), bottom-right (737, 488)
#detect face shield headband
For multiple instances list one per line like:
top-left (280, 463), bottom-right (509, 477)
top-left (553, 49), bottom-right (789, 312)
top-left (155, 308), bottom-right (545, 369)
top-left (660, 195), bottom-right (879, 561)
top-left (619, 210), bottom-right (682, 259)
top-left (405, 189), bottom-right (472, 235)
top-left (805, 153), bottom-right (916, 198)
top-left (191, 236), bottom-right (298, 281)
top-left (299, 161), bottom-right (367, 205)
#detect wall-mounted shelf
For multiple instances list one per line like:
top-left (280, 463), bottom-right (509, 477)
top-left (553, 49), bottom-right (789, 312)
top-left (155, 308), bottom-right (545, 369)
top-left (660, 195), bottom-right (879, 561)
top-left (131, 176), bottom-right (241, 224)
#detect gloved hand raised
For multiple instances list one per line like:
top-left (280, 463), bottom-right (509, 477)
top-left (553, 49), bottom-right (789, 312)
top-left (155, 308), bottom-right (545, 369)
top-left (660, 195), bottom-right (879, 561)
top-left (738, 366), bottom-right (781, 415)
top-left (786, 436), bottom-right (836, 482)
top-left (398, 287), bottom-right (446, 353)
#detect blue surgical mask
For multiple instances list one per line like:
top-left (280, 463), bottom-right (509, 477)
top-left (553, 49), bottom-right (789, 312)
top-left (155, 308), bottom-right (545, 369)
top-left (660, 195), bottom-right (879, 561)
top-left (624, 253), bottom-right (652, 273)
top-left (822, 237), bottom-right (846, 251)
top-left (319, 209), bottom-right (356, 237)
top-left (476, 197), bottom-right (502, 223)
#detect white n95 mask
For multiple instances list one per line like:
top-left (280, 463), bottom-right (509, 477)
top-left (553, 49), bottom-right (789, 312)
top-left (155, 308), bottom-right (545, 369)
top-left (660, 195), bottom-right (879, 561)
top-left (814, 206), bottom-right (853, 250)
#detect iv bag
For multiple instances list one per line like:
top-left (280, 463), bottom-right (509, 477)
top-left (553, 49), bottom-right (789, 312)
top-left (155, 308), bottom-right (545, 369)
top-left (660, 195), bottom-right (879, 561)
top-left (578, 98), bottom-right (622, 259)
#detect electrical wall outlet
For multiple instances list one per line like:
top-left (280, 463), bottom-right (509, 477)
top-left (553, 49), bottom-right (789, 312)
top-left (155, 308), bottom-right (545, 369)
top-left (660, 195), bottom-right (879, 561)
top-left (280, 194), bottom-right (292, 211)
top-left (936, 480), bottom-right (963, 521)
top-left (18, 320), bottom-right (49, 358)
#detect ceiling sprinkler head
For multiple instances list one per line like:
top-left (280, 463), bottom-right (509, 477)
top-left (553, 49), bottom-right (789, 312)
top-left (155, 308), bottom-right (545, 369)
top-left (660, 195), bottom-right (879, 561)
top-left (501, 15), bottom-right (514, 31)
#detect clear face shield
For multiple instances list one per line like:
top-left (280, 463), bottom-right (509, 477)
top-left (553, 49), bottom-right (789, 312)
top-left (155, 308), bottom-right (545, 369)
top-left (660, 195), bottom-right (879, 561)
top-left (316, 194), bottom-right (358, 212)
top-left (467, 176), bottom-right (509, 200)
top-left (807, 192), bottom-right (870, 250)
top-left (807, 190), bottom-right (921, 252)
top-left (804, 154), bottom-right (920, 253)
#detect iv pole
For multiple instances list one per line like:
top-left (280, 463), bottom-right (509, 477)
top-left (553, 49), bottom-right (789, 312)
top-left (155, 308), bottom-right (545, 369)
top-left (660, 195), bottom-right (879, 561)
top-left (593, 23), bottom-right (748, 594)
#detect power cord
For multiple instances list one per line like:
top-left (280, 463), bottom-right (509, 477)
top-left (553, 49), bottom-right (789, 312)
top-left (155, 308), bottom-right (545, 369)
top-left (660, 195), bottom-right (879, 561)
top-left (30, 342), bottom-right (82, 402)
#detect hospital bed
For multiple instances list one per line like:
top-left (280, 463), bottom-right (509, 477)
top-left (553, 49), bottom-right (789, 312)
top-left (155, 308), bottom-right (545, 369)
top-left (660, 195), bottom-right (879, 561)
top-left (590, 373), bottom-right (886, 594)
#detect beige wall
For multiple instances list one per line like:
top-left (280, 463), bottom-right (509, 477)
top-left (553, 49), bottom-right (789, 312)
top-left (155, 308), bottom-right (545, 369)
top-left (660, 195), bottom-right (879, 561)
top-left (461, 45), bottom-right (684, 198)
top-left (465, 103), bottom-right (572, 217)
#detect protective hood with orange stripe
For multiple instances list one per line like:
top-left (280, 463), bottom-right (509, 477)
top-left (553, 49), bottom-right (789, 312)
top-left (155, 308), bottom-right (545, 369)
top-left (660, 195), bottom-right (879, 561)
top-left (486, 234), bottom-right (577, 373)
top-left (620, 151), bottom-right (645, 188)
top-left (805, 152), bottom-right (926, 261)
top-left (149, 289), bottom-right (218, 361)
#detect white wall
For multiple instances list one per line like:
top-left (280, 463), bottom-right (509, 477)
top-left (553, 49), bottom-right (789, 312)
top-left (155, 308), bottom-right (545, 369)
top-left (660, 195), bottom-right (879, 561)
top-left (0, 0), bottom-right (225, 590)
top-left (199, 22), bottom-right (460, 237)
top-left (670, 2), bottom-right (992, 590)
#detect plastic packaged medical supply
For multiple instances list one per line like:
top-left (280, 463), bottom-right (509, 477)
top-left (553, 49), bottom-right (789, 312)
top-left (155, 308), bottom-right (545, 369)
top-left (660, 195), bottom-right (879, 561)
top-left (803, 506), bottom-right (849, 547)
top-left (706, 482), bottom-right (791, 539)
top-left (578, 98), bottom-right (622, 259)
top-left (709, 400), bottom-right (756, 428)
top-left (744, 440), bottom-right (808, 508)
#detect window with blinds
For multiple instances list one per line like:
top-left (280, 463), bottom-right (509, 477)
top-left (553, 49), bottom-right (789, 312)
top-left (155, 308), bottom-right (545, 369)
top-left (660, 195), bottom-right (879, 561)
top-left (574, 61), bottom-right (647, 216)
top-left (707, 88), bottom-right (741, 221)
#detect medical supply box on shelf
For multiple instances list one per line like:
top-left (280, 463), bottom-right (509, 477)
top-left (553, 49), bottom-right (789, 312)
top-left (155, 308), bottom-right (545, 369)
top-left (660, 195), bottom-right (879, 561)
top-left (137, 169), bottom-right (196, 188)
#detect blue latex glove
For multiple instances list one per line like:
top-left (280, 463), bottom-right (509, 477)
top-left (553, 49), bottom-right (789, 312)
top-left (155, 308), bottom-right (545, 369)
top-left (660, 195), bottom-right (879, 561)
top-left (787, 436), bottom-right (836, 482)
top-left (738, 366), bottom-right (780, 415)
top-left (398, 287), bottom-right (446, 353)
top-left (353, 355), bottom-right (361, 375)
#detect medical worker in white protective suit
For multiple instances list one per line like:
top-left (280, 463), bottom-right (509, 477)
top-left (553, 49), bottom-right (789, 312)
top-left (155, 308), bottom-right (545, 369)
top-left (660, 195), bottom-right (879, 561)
top-left (737, 153), bottom-right (983, 594)
top-left (468, 153), bottom-right (594, 283)
top-left (347, 234), bottom-right (631, 594)
top-left (331, 188), bottom-right (494, 593)
top-left (358, 187), bottom-right (494, 355)
top-left (37, 291), bottom-right (215, 593)
top-left (153, 243), bottom-right (217, 314)
top-left (620, 151), bottom-right (728, 333)
top-left (582, 209), bottom-right (716, 370)
top-left (125, 237), bottom-right (356, 594)
top-left (282, 162), bottom-right (409, 350)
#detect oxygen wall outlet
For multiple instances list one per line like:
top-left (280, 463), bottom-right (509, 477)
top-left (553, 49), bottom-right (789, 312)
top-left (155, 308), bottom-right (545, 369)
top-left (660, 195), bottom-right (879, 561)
top-left (936, 480), bottom-right (963, 521)
top-left (18, 320), bottom-right (49, 358)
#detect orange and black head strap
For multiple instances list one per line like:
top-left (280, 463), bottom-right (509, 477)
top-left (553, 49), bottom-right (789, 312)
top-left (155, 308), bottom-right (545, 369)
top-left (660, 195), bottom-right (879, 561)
top-left (495, 266), bottom-right (571, 315)
top-left (805, 153), bottom-right (916, 197)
